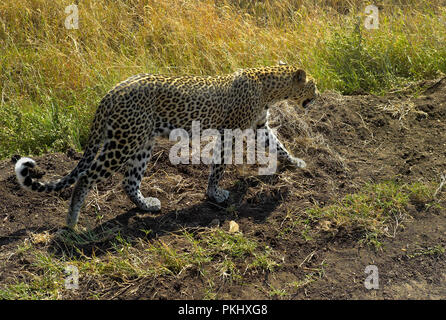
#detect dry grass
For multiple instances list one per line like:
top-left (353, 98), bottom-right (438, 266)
top-left (269, 99), bottom-right (348, 171)
top-left (377, 99), bottom-right (428, 121)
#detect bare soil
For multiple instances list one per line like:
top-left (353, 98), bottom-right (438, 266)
top-left (1, 78), bottom-right (445, 299)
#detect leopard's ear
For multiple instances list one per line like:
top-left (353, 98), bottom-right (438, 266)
top-left (278, 60), bottom-right (287, 66)
top-left (293, 69), bottom-right (306, 84)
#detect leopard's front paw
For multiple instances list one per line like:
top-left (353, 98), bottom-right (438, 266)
top-left (289, 157), bottom-right (306, 168)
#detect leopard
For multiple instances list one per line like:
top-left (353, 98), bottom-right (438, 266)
top-left (15, 64), bottom-right (319, 229)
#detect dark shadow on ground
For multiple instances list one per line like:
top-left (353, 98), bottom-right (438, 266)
top-left (45, 173), bottom-right (287, 258)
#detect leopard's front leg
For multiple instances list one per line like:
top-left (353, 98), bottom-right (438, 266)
top-left (206, 162), bottom-right (229, 203)
top-left (257, 123), bottom-right (306, 168)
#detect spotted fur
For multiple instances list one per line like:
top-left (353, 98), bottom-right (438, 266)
top-left (15, 65), bottom-right (319, 229)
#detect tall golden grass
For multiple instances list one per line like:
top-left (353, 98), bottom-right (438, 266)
top-left (0, 0), bottom-right (445, 157)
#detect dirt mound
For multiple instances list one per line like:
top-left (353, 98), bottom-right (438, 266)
top-left (1, 78), bottom-right (445, 299)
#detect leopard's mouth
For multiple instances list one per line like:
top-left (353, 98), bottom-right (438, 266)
top-left (302, 98), bottom-right (314, 108)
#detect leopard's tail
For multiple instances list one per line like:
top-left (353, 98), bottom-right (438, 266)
top-left (15, 101), bottom-right (108, 193)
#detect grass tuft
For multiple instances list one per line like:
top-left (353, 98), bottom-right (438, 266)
top-left (304, 181), bottom-right (439, 248)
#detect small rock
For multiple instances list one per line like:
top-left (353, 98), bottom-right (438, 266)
top-left (228, 220), bottom-right (239, 233)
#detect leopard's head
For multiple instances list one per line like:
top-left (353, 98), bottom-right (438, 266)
top-left (284, 68), bottom-right (320, 109)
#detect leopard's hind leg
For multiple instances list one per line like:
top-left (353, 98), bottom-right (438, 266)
top-left (66, 143), bottom-right (129, 229)
top-left (122, 136), bottom-right (161, 212)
